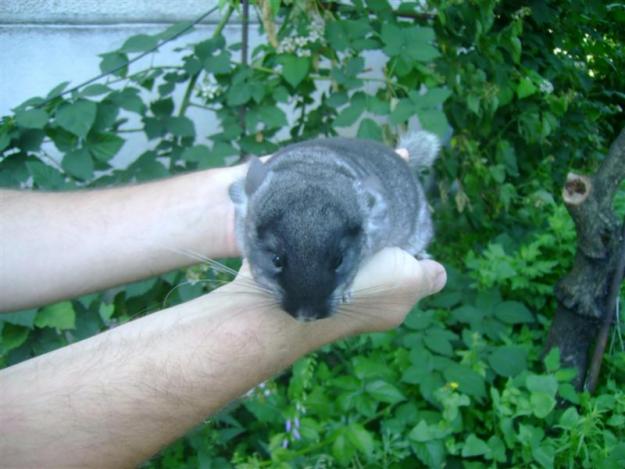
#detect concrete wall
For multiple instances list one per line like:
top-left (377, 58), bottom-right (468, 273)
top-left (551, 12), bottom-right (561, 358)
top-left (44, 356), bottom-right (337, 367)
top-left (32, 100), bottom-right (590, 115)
top-left (0, 0), bottom-right (254, 166)
top-left (0, 0), bottom-right (242, 115)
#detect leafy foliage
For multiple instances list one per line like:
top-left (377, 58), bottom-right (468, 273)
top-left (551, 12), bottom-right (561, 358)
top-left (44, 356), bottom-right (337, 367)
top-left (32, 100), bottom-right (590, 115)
top-left (1, 0), bottom-right (624, 467)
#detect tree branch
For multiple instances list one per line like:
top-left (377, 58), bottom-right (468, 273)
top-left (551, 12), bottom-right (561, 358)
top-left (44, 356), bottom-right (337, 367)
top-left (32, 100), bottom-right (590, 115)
top-left (546, 126), bottom-right (625, 389)
top-left (594, 127), bottom-right (625, 206)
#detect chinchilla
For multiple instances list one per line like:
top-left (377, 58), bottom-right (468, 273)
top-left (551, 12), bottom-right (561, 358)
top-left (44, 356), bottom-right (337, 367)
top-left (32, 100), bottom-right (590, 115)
top-left (229, 131), bottom-right (440, 321)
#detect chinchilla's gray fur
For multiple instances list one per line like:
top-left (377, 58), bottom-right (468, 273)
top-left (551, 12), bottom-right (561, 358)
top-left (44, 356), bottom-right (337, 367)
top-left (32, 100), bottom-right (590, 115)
top-left (229, 131), bottom-right (439, 321)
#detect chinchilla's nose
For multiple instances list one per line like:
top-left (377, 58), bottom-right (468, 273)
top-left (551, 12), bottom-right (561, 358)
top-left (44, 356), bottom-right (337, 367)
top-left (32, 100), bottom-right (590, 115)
top-left (282, 298), bottom-right (331, 322)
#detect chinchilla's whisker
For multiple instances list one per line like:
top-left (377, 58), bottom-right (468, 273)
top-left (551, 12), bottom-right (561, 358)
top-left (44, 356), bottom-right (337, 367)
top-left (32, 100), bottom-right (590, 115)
top-left (337, 307), bottom-right (380, 319)
top-left (155, 244), bottom-right (241, 278)
top-left (160, 245), bottom-right (277, 295)
top-left (162, 279), bottom-right (198, 307)
top-left (350, 284), bottom-right (407, 296)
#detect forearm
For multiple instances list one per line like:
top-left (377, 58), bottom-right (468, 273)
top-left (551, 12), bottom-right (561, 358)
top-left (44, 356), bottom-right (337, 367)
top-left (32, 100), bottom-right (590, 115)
top-left (0, 166), bottom-right (244, 312)
top-left (0, 246), bottom-right (444, 468)
top-left (0, 284), bottom-right (342, 468)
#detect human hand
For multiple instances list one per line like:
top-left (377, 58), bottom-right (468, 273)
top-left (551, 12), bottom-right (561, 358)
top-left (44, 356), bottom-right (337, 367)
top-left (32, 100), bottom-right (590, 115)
top-left (338, 247), bottom-right (446, 334)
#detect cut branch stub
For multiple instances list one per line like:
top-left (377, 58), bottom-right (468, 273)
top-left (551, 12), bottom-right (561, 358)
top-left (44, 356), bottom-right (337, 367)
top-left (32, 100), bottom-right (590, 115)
top-left (562, 172), bottom-right (591, 206)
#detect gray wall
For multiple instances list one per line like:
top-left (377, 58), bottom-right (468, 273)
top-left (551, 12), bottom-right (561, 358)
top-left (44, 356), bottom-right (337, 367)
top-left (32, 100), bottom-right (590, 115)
top-left (0, 1), bottom-right (255, 166)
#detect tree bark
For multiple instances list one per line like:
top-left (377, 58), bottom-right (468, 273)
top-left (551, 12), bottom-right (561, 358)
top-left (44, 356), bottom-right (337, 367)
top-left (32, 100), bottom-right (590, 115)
top-left (545, 127), bottom-right (625, 390)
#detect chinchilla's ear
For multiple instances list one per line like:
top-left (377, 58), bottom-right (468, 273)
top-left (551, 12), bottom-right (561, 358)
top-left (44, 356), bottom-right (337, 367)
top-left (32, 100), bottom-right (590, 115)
top-left (245, 156), bottom-right (269, 196)
top-left (360, 176), bottom-right (387, 227)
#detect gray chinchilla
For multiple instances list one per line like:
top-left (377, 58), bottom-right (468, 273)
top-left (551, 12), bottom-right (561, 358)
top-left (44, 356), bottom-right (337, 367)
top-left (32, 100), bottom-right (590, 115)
top-left (229, 131), bottom-right (440, 321)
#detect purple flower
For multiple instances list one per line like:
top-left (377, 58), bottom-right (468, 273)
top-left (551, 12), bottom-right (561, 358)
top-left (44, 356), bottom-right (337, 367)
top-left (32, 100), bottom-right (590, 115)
top-left (285, 419), bottom-right (291, 432)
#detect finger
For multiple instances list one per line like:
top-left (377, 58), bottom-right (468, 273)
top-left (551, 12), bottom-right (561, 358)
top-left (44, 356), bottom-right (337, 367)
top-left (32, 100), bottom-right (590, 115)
top-left (352, 247), bottom-right (446, 299)
top-left (235, 259), bottom-right (252, 279)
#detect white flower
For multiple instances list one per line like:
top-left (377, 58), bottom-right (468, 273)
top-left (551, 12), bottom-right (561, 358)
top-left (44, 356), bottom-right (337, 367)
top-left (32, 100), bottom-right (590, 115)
top-left (196, 75), bottom-right (222, 100)
top-left (539, 79), bottom-right (554, 94)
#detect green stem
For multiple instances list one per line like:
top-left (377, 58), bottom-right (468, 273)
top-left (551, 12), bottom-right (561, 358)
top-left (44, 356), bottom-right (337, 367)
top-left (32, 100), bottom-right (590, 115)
top-left (178, 4), bottom-right (234, 117)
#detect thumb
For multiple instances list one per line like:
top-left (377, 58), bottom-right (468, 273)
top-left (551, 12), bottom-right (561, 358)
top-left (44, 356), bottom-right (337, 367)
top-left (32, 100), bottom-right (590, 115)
top-left (347, 248), bottom-right (446, 332)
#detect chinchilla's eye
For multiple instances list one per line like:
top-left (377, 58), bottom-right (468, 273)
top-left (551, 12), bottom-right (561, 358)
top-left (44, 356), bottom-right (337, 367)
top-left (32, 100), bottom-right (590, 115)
top-left (272, 255), bottom-right (285, 269)
top-left (333, 254), bottom-right (344, 270)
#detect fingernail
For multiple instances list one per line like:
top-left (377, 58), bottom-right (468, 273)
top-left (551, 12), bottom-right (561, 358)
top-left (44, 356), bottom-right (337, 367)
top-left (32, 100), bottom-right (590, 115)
top-left (432, 266), bottom-right (447, 293)
top-left (421, 260), bottom-right (446, 293)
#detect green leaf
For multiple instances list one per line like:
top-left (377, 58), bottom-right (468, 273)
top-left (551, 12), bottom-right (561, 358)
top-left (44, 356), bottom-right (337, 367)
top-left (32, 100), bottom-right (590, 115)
top-left (530, 392), bottom-right (556, 418)
top-left (488, 346), bottom-right (527, 377)
top-left (332, 431), bottom-right (356, 465)
top-left (526, 374), bottom-right (558, 397)
top-left (56, 100), bottom-right (97, 138)
top-left (204, 51), bottom-right (231, 74)
top-left (495, 301), bottom-right (534, 324)
top-left (0, 132), bottom-right (10, 151)
top-left (402, 365), bottom-right (430, 384)
top-left (517, 77), bottom-right (537, 99)
top-left (443, 363), bottom-right (486, 398)
top-left (26, 161), bottom-right (66, 189)
top-left (46, 81), bottom-right (71, 99)
top-left (182, 144), bottom-right (211, 163)
top-left (335, 94), bottom-right (366, 127)
top-left (558, 407), bottom-right (579, 430)
top-left (151, 98), bottom-right (175, 117)
top-left (194, 36), bottom-right (226, 61)
top-left (166, 116), bottom-right (195, 137)
top-left (0, 309), bottom-right (37, 328)
top-left (1, 324), bottom-right (29, 353)
top-left (410, 44), bottom-right (440, 61)
top-left (80, 84), bottom-right (112, 97)
top-left (408, 420), bottom-right (448, 443)
top-left (532, 443), bottom-right (555, 469)
top-left (121, 34), bottom-right (158, 53)
top-left (414, 87), bottom-right (451, 108)
top-left (99, 52), bottom-right (129, 76)
top-left (99, 304), bottom-right (115, 322)
top-left (87, 133), bottom-right (124, 162)
top-left (365, 380), bottom-right (405, 404)
top-left (258, 106), bottom-right (288, 129)
top-left (35, 301), bottom-right (76, 330)
top-left (353, 356), bottom-right (394, 380)
top-left (125, 278), bottom-right (158, 298)
top-left (357, 118), bottom-right (382, 140)
top-left (558, 383), bottom-right (579, 404)
top-left (462, 433), bottom-right (490, 457)
top-left (15, 109), bottom-right (49, 129)
top-left (345, 424), bottom-right (374, 457)
top-left (62, 147), bottom-right (94, 180)
top-left (404, 308), bottom-right (433, 330)
top-left (226, 83), bottom-right (252, 107)
top-left (544, 348), bottom-right (560, 372)
top-left (381, 23), bottom-right (403, 55)
top-left (419, 109), bottom-right (448, 137)
top-left (280, 55), bottom-right (310, 87)
top-left (424, 329), bottom-right (454, 356)
top-left (110, 88), bottom-right (145, 114)
top-left (390, 99), bottom-right (415, 124)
